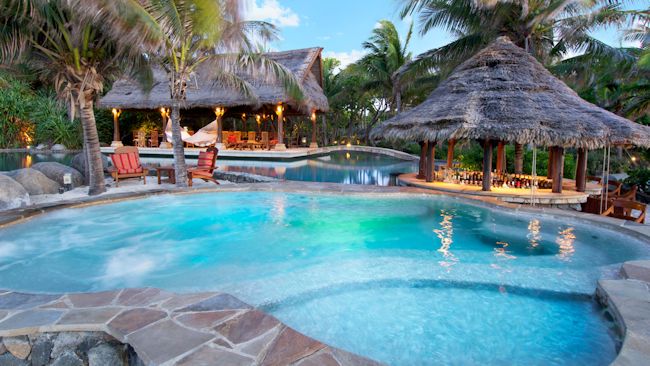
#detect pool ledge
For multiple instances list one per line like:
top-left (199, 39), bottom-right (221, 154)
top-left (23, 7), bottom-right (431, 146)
top-left (597, 260), bottom-right (650, 366)
top-left (0, 288), bottom-right (383, 366)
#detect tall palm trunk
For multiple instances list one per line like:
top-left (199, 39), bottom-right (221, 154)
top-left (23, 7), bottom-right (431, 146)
top-left (170, 101), bottom-right (188, 187)
top-left (78, 98), bottom-right (106, 195)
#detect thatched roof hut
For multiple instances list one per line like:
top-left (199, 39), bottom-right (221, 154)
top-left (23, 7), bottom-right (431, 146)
top-left (372, 37), bottom-right (650, 149)
top-left (99, 47), bottom-right (328, 114)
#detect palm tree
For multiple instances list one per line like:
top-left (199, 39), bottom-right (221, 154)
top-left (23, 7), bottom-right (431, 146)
top-left (358, 20), bottom-right (413, 113)
top-left (76, 0), bottom-right (302, 187)
top-left (0, 0), bottom-right (151, 195)
top-left (399, 0), bottom-right (634, 173)
top-left (399, 0), bottom-right (633, 72)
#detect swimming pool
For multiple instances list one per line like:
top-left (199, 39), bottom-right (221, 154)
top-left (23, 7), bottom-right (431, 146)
top-left (1, 192), bottom-right (647, 365)
top-left (144, 150), bottom-right (418, 185)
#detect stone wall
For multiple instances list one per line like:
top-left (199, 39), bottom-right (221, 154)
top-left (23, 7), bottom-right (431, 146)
top-left (0, 332), bottom-right (142, 366)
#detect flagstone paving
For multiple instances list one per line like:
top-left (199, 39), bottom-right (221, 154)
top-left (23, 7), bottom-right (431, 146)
top-left (0, 288), bottom-right (383, 366)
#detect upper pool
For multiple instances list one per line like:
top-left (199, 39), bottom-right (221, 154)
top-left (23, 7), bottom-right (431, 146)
top-left (145, 150), bottom-right (418, 185)
top-left (1, 192), bottom-right (647, 365)
top-left (1, 150), bottom-right (417, 186)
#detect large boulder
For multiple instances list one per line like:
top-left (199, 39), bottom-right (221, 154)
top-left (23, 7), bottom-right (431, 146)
top-left (31, 162), bottom-right (84, 188)
top-left (0, 175), bottom-right (30, 210)
top-left (51, 144), bottom-right (66, 151)
top-left (3, 168), bottom-right (60, 195)
top-left (71, 152), bottom-right (110, 179)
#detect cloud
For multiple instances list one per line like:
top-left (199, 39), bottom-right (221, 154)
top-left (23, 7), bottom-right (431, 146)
top-left (244, 0), bottom-right (300, 27)
top-left (317, 36), bottom-right (332, 41)
top-left (323, 49), bottom-right (367, 69)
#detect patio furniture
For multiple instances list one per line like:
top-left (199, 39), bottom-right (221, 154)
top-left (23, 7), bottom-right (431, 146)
top-left (156, 166), bottom-right (176, 184)
top-left (149, 130), bottom-right (159, 147)
top-left (109, 146), bottom-right (147, 186)
top-left (248, 131), bottom-right (256, 141)
top-left (136, 130), bottom-right (147, 147)
top-left (261, 131), bottom-right (275, 150)
top-left (188, 147), bottom-right (219, 187)
top-left (602, 199), bottom-right (646, 223)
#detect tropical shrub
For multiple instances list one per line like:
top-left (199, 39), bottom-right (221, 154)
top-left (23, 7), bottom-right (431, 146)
top-left (0, 72), bottom-right (81, 148)
top-left (625, 168), bottom-right (650, 194)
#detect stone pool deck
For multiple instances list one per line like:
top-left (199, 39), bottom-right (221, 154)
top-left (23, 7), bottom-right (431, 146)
top-left (597, 260), bottom-right (650, 365)
top-left (0, 288), bottom-right (382, 366)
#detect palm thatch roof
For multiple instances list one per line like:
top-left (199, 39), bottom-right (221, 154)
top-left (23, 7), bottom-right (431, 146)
top-left (372, 37), bottom-right (650, 149)
top-left (98, 47), bottom-right (328, 113)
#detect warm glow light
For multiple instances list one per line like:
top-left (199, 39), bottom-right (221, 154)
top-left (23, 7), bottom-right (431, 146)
top-left (275, 103), bottom-right (284, 115)
top-left (214, 107), bottom-right (225, 117)
top-left (527, 219), bottom-right (541, 248)
top-left (112, 108), bottom-right (121, 118)
top-left (310, 111), bottom-right (317, 121)
top-left (346, 142), bottom-right (352, 147)
top-left (434, 210), bottom-right (458, 268)
top-left (256, 115), bottom-right (261, 124)
top-left (556, 227), bottom-right (576, 261)
top-left (631, 156), bottom-right (637, 162)
top-left (345, 152), bottom-right (351, 160)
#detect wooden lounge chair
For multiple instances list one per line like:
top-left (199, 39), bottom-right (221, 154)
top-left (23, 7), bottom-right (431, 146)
top-left (149, 129), bottom-right (159, 147)
top-left (248, 131), bottom-right (256, 141)
top-left (188, 147), bottom-right (219, 187)
top-left (602, 199), bottom-right (646, 223)
top-left (109, 146), bottom-right (147, 186)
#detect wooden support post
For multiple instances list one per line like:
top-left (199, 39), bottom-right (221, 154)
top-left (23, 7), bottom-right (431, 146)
top-left (514, 143), bottom-right (523, 174)
top-left (111, 109), bottom-right (123, 147)
top-left (275, 104), bottom-right (286, 150)
top-left (425, 141), bottom-right (436, 182)
top-left (547, 147), bottom-right (554, 179)
top-left (496, 142), bottom-right (505, 173)
top-left (552, 147), bottom-right (565, 193)
top-left (446, 139), bottom-right (456, 168)
top-left (417, 141), bottom-right (427, 179)
top-left (576, 148), bottom-right (588, 192)
top-left (482, 140), bottom-right (493, 192)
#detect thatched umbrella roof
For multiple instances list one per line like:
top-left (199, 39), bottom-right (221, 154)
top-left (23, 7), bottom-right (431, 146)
top-left (372, 37), bottom-right (650, 149)
top-left (98, 47), bottom-right (328, 113)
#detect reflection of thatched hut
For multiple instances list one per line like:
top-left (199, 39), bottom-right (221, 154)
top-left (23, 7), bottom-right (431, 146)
top-left (99, 47), bottom-right (328, 150)
top-left (373, 37), bottom-right (650, 193)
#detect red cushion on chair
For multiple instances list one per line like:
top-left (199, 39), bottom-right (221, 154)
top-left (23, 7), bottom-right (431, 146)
top-left (111, 152), bottom-right (143, 174)
top-left (197, 151), bottom-right (215, 169)
top-left (227, 134), bottom-right (237, 144)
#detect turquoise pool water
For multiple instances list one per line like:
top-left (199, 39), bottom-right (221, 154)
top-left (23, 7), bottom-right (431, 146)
top-left (1, 192), bottom-right (647, 365)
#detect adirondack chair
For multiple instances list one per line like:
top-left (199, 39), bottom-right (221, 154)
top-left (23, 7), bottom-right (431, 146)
top-left (109, 146), bottom-right (147, 186)
top-left (188, 147), bottom-right (219, 187)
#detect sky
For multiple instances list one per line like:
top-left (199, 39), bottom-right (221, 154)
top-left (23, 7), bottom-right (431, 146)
top-left (245, 0), bottom-right (645, 68)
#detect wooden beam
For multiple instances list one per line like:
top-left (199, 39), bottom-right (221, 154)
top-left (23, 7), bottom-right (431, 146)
top-left (496, 142), bottom-right (505, 173)
top-left (482, 140), bottom-right (493, 191)
top-left (547, 147), bottom-right (554, 179)
top-left (417, 141), bottom-right (427, 179)
top-left (576, 148), bottom-right (588, 192)
top-left (514, 143), bottom-right (523, 174)
top-left (425, 141), bottom-right (436, 182)
top-left (446, 139), bottom-right (456, 168)
top-left (552, 147), bottom-right (565, 193)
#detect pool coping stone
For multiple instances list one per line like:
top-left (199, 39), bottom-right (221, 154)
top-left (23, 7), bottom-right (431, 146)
top-left (0, 289), bottom-right (383, 366)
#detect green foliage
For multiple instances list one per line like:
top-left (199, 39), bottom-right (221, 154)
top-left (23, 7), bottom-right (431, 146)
top-left (455, 142), bottom-right (577, 179)
top-left (0, 72), bottom-right (81, 148)
top-left (625, 168), bottom-right (650, 194)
